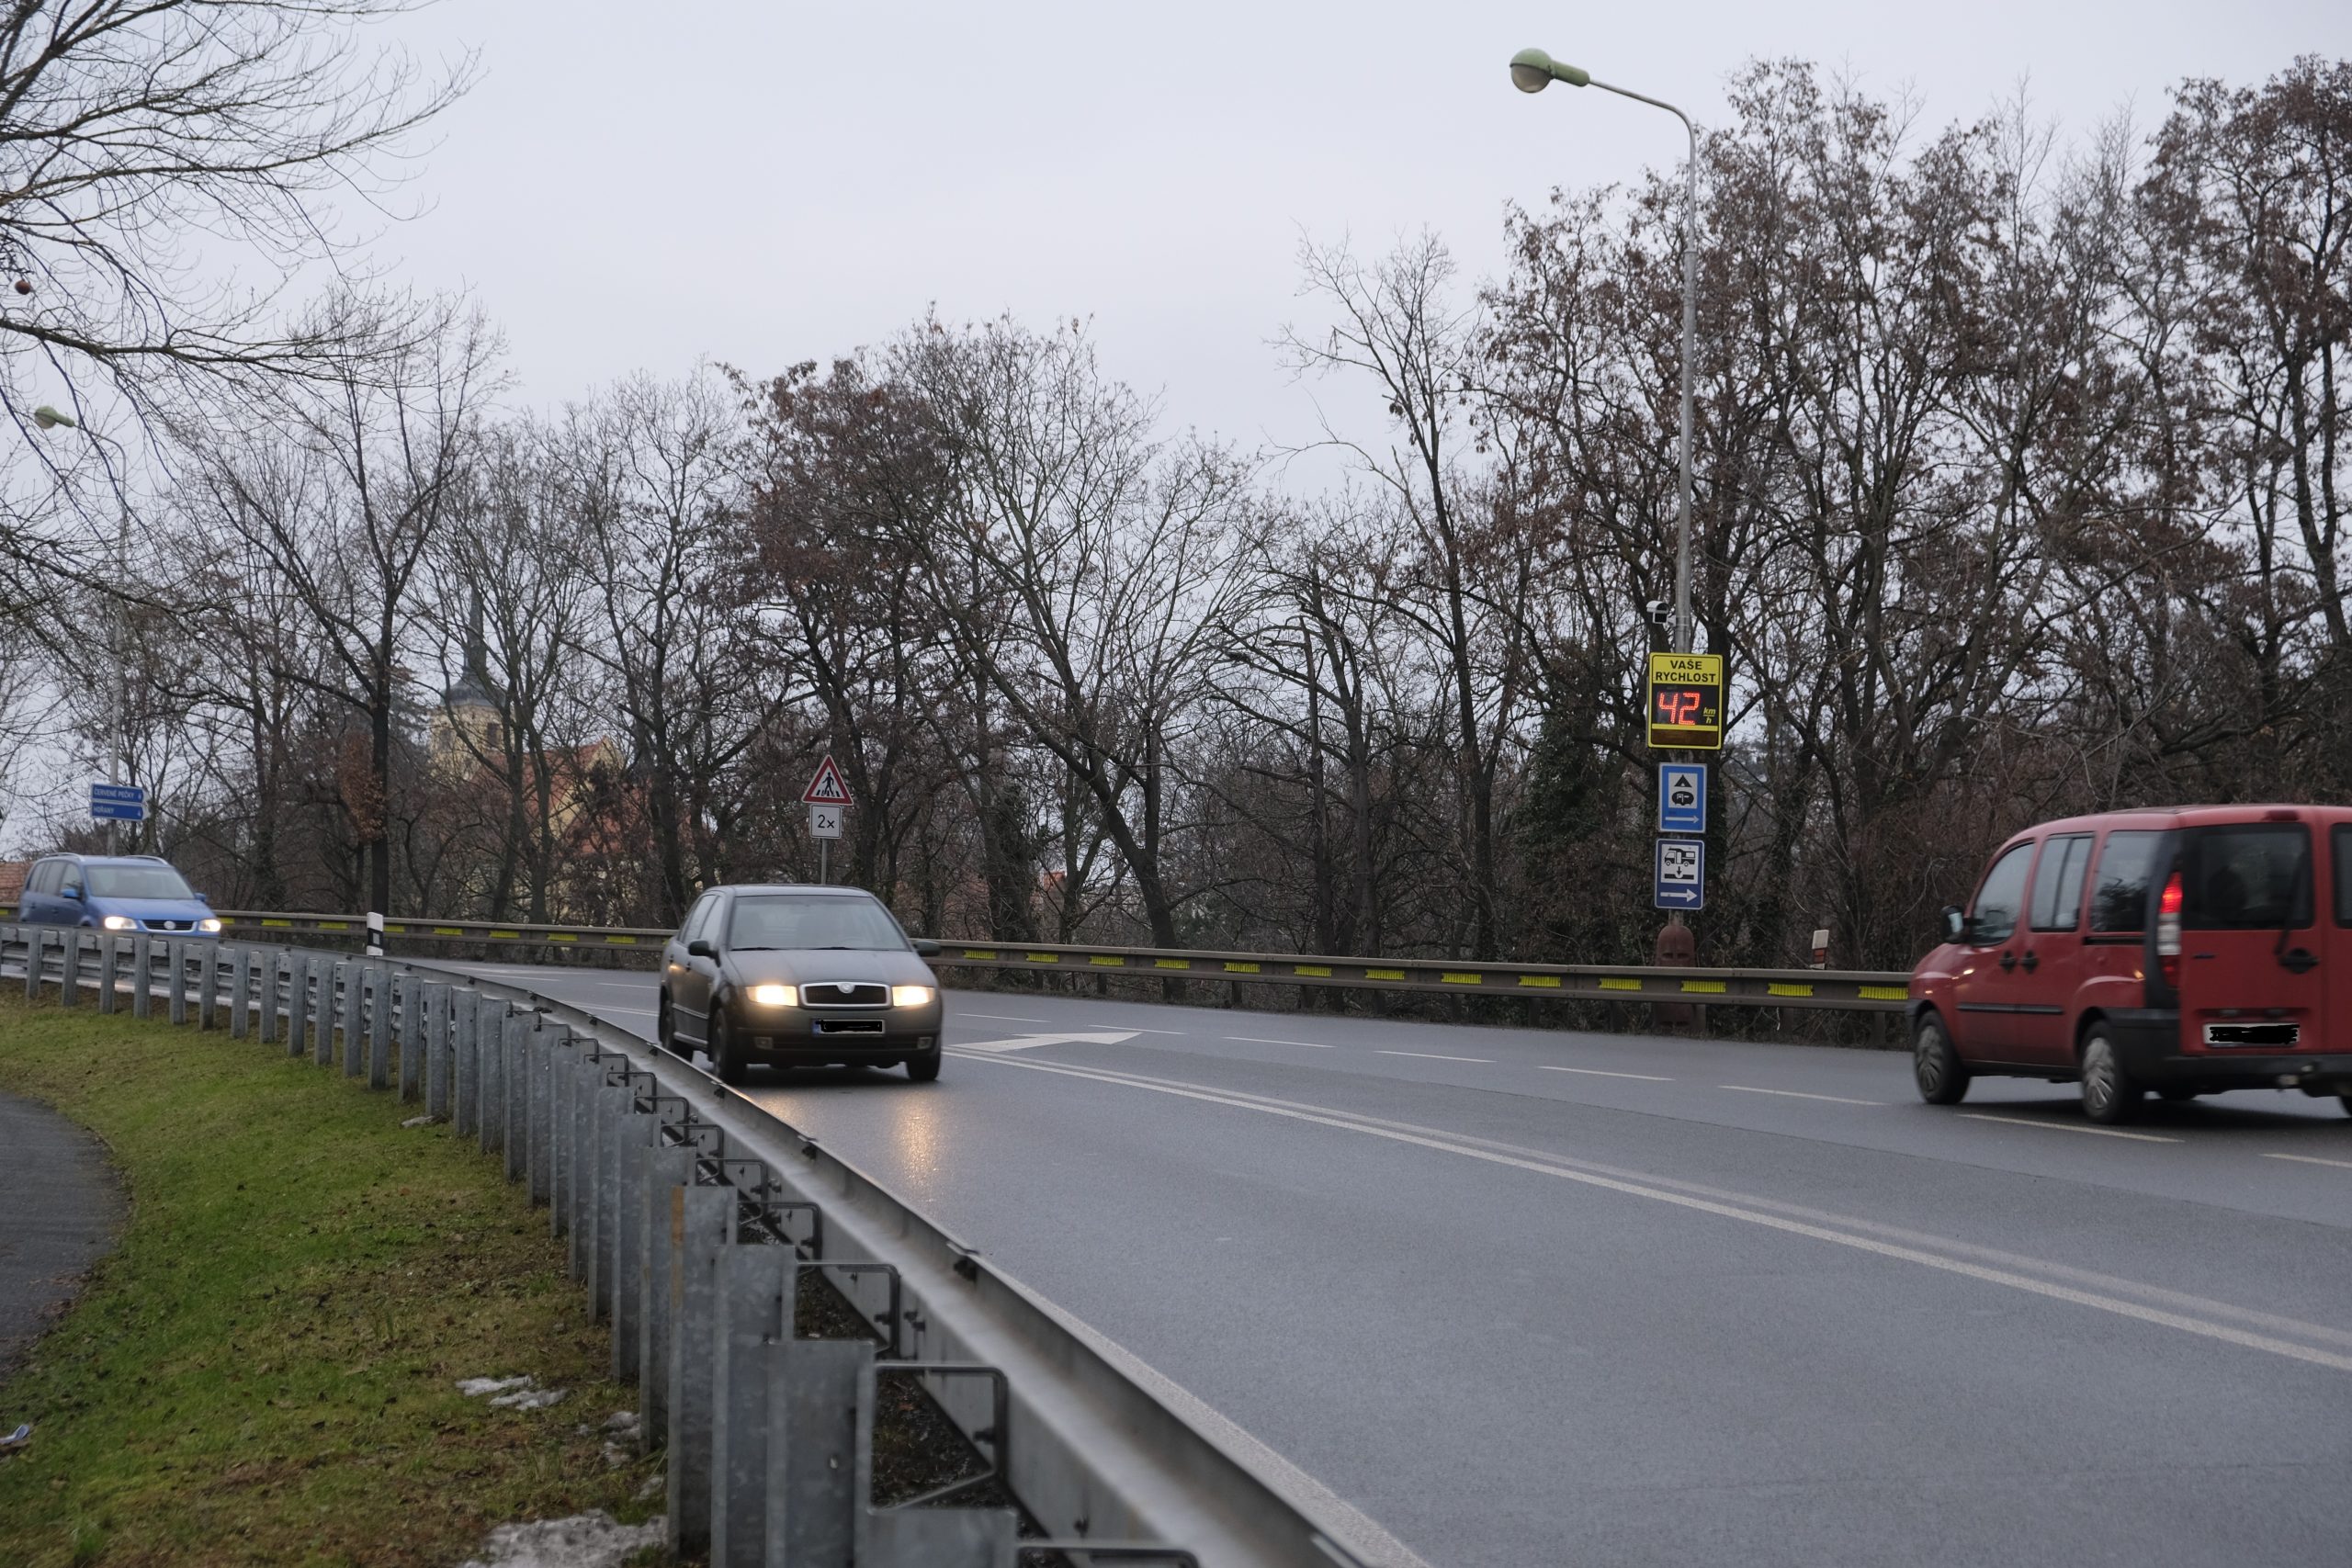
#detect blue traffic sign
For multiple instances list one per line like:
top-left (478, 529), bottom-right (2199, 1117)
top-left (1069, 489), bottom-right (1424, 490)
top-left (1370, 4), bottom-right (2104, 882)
top-left (1653, 837), bottom-right (1705, 911)
top-left (1657, 763), bottom-right (1707, 834)
top-left (90, 782), bottom-right (146, 821)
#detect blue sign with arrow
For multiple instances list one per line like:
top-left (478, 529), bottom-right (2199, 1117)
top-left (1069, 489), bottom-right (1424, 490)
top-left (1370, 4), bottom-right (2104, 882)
top-left (90, 782), bottom-right (146, 821)
top-left (1657, 763), bottom-right (1706, 834)
top-left (1653, 836), bottom-right (1705, 911)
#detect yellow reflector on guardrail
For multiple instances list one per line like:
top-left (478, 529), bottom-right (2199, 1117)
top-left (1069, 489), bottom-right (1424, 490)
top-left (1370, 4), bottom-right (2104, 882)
top-left (1154, 958), bottom-right (1190, 969)
top-left (1860, 985), bottom-right (1908, 1000)
top-left (1442, 972), bottom-right (1480, 985)
top-left (261, 919), bottom-right (291, 928)
top-left (434, 927), bottom-right (464, 937)
top-left (1090, 954), bottom-right (1124, 966)
top-left (1026, 953), bottom-right (1057, 964)
top-left (1599, 977), bottom-right (1641, 991)
top-left (1680, 979), bottom-right (1726, 994)
top-left (1517, 975), bottom-right (1561, 988)
top-left (319, 921), bottom-right (349, 931)
top-left (1767, 982), bottom-right (1815, 997)
top-left (1295, 964), bottom-right (1331, 977)
top-left (1224, 961), bottom-right (1261, 974)
top-left (608, 934), bottom-right (637, 943)
top-left (550, 931), bottom-right (577, 942)
top-left (961, 949), bottom-right (999, 960)
top-left (1366, 967), bottom-right (1405, 981)
top-left (490, 930), bottom-right (520, 940)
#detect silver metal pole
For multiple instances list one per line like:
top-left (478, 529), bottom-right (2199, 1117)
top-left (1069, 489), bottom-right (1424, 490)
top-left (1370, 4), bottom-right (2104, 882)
top-left (106, 509), bottom-right (129, 853)
top-left (818, 839), bottom-right (828, 886)
top-left (1590, 78), bottom-right (1700, 654)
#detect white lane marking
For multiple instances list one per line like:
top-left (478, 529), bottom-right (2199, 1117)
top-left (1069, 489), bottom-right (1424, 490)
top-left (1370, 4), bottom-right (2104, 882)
top-left (591, 1006), bottom-right (658, 1017)
top-left (1226, 1035), bottom-right (1333, 1048)
top-left (2264, 1153), bottom-right (2352, 1171)
top-left (1378, 1050), bottom-right (1492, 1064)
top-left (1100, 1025), bottom-right (1188, 1035)
top-left (1720, 1084), bottom-right (1884, 1106)
top-left (952, 1051), bottom-right (2352, 1374)
top-left (1538, 1066), bottom-right (1672, 1081)
top-left (955, 1030), bottom-right (1139, 1055)
top-left (957, 1011), bottom-right (1051, 1023)
top-left (1959, 1112), bottom-right (2181, 1144)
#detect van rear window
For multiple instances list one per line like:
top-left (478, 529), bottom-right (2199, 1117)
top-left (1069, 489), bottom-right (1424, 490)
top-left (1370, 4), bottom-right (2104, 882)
top-left (2087, 831), bottom-right (2161, 932)
top-left (2181, 825), bottom-right (2311, 930)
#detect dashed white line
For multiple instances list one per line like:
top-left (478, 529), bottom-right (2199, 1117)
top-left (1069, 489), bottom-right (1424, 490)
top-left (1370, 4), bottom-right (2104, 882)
top-left (1959, 1112), bottom-right (2181, 1144)
top-left (1540, 1066), bottom-right (1673, 1082)
top-left (2263, 1152), bottom-right (2352, 1171)
top-left (1378, 1050), bottom-right (1493, 1064)
top-left (1226, 1035), bottom-right (1333, 1048)
top-left (1720, 1085), bottom-right (1884, 1106)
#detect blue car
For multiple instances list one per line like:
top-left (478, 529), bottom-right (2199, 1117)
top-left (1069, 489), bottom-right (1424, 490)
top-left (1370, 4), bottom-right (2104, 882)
top-left (15, 854), bottom-right (222, 936)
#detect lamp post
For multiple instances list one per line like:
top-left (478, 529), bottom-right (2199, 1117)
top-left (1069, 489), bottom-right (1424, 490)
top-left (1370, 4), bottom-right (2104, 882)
top-left (33, 403), bottom-right (132, 853)
top-left (1510, 48), bottom-right (1700, 656)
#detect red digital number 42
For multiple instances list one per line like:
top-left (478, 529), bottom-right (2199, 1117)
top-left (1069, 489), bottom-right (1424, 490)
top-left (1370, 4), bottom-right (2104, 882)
top-left (1657, 689), bottom-right (1703, 724)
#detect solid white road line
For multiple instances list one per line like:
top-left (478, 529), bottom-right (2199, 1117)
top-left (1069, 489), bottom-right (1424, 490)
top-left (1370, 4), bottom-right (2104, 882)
top-left (956, 1011), bottom-right (1050, 1023)
top-left (1225, 1035), bottom-right (1333, 1048)
top-left (2263, 1152), bottom-right (2352, 1171)
top-left (955, 1030), bottom-right (1140, 1055)
top-left (1538, 1066), bottom-right (1674, 1081)
top-left (1719, 1084), bottom-right (1883, 1106)
top-left (1103, 1025), bottom-right (1189, 1035)
top-left (1377, 1050), bottom-right (1492, 1064)
top-left (948, 1051), bottom-right (2352, 1373)
top-left (1958, 1112), bottom-right (2181, 1144)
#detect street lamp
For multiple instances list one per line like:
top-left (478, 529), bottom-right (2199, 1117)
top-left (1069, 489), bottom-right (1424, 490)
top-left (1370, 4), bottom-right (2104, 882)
top-left (1510, 48), bottom-right (1700, 657)
top-left (31, 400), bottom-right (130, 852)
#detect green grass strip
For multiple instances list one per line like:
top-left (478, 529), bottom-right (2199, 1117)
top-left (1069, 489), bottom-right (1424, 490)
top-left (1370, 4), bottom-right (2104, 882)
top-left (0, 994), bottom-right (657, 1567)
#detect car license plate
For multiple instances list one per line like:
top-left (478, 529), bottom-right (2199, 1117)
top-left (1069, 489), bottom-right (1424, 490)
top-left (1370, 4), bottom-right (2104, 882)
top-left (2203, 1021), bottom-right (2298, 1048)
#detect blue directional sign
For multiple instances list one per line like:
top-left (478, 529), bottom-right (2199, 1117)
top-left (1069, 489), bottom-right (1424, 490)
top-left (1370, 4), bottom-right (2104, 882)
top-left (1657, 763), bottom-right (1707, 835)
top-left (1653, 836), bottom-right (1705, 911)
top-left (90, 782), bottom-right (146, 822)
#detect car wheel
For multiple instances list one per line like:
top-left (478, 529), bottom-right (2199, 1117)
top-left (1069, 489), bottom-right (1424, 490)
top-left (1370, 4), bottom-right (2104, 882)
top-left (2080, 1028), bottom-right (2140, 1124)
top-left (905, 1046), bottom-right (942, 1084)
top-left (1913, 1012), bottom-right (1969, 1105)
top-left (657, 992), bottom-right (676, 1053)
top-left (711, 1009), bottom-right (749, 1087)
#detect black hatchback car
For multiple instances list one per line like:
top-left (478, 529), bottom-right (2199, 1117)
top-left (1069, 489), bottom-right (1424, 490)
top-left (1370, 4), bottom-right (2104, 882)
top-left (657, 884), bottom-right (947, 1084)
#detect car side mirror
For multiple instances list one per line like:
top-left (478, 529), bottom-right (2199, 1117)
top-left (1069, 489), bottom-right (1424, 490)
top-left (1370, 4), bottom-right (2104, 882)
top-left (911, 938), bottom-right (941, 958)
top-left (196, 892), bottom-right (210, 905)
top-left (62, 886), bottom-right (82, 902)
top-left (686, 938), bottom-right (717, 960)
top-left (1940, 905), bottom-right (1966, 942)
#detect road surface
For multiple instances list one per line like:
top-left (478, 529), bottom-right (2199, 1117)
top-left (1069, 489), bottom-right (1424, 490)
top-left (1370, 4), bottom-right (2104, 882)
top-left (456, 962), bottom-right (2352, 1568)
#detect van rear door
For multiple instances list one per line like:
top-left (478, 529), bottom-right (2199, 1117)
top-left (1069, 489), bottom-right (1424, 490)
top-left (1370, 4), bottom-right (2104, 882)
top-left (2328, 823), bottom-right (2352, 1060)
top-left (2172, 819), bottom-right (2325, 1063)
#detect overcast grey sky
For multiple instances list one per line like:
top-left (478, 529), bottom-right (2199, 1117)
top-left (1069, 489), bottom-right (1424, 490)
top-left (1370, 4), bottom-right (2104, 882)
top-left (375, 2), bottom-right (2346, 457)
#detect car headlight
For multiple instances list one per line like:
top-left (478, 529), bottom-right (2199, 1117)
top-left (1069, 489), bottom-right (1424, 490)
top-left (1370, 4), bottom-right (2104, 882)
top-left (891, 985), bottom-right (935, 1009)
top-left (198, 917), bottom-right (223, 933)
top-left (102, 915), bottom-right (136, 931)
top-left (748, 983), bottom-right (797, 1008)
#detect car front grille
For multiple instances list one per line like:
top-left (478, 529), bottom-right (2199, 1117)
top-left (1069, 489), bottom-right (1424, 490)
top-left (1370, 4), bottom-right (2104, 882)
top-left (802, 981), bottom-right (888, 1009)
top-left (146, 919), bottom-right (195, 931)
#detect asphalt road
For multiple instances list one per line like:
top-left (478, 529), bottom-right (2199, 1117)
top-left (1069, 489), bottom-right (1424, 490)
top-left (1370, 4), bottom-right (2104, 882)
top-left (458, 962), bottom-right (2352, 1568)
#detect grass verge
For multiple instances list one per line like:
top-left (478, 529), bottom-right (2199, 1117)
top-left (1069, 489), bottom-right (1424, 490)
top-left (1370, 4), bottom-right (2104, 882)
top-left (0, 994), bottom-right (659, 1568)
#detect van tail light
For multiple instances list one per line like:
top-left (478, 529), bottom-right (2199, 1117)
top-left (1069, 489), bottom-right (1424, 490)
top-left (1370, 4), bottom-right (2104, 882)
top-left (2156, 871), bottom-right (2183, 987)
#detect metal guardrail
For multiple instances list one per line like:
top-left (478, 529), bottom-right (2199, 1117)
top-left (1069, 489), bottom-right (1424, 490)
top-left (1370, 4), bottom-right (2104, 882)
top-left (167, 908), bottom-right (1916, 1015)
top-left (2, 922), bottom-right (1419, 1568)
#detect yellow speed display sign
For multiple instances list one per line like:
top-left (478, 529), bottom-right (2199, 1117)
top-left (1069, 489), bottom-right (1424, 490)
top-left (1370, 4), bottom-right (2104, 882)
top-left (1646, 652), bottom-right (1724, 750)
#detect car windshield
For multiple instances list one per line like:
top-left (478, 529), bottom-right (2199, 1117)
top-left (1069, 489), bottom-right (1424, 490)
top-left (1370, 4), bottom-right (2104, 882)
top-left (85, 865), bottom-right (197, 900)
top-left (726, 895), bottom-right (906, 952)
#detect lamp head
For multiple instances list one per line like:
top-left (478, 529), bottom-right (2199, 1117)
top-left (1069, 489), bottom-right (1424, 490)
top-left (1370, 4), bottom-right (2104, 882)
top-left (1510, 48), bottom-right (1591, 93)
top-left (31, 404), bottom-right (75, 431)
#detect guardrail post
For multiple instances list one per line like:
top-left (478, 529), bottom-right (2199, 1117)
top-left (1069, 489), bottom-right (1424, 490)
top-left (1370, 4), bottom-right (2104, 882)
top-left (257, 953), bottom-right (279, 1046)
top-left (96, 935), bottom-right (120, 1015)
top-left (339, 961), bottom-right (364, 1077)
top-left (312, 959), bottom-right (335, 1066)
top-left (480, 999), bottom-right (510, 1156)
top-left (424, 983), bottom-right (451, 1118)
top-left (768, 1335), bottom-right (872, 1568)
top-left (608, 1078), bottom-right (653, 1364)
top-left (454, 991), bottom-right (481, 1136)
top-left (397, 975), bottom-right (424, 1102)
top-left (228, 949), bottom-right (250, 1039)
top-left (198, 943), bottom-right (220, 1030)
top-left (166, 941), bottom-right (189, 1025)
top-left (368, 967), bottom-right (391, 1089)
top-left (566, 1046), bottom-right (598, 1272)
top-left (639, 1135), bottom-right (695, 1447)
top-left (22, 928), bottom-right (39, 1002)
top-left (526, 1019), bottom-right (554, 1204)
top-left (547, 1032), bottom-right (573, 1235)
top-left (503, 1010), bottom-right (531, 1181)
top-left (710, 1240), bottom-right (791, 1568)
top-left (665, 1177), bottom-right (736, 1559)
top-left (131, 936), bottom-right (153, 1019)
top-left (58, 931), bottom-right (82, 1008)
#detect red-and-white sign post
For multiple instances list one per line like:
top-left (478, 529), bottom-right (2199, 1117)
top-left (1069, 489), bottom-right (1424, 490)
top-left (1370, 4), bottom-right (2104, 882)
top-left (803, 756), bottom-right (852, 884)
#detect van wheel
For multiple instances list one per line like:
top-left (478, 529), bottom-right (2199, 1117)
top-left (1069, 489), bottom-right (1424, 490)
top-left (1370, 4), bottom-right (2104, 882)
top-left (711, 1011), bottom-right (749, 1087)
top-left (1913, 1013), bottom-right (1969, 1104)
top-left (2080, 1029), bottom-right (2141, 1124)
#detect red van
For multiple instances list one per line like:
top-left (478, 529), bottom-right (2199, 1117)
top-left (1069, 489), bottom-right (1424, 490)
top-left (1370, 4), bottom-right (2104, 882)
top-left (1909, 805), bottom-right (2352, 1123)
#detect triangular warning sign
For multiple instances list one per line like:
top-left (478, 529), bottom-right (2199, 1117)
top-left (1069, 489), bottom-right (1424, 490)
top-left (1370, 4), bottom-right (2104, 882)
top-left (802, 755), bottom-right (853, 806)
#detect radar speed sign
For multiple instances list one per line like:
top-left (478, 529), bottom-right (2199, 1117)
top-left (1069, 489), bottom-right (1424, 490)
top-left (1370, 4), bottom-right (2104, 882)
top-left (1645, 652), bottom-right (1724, 750)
